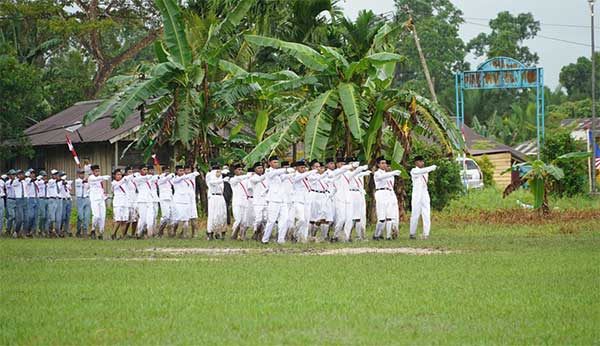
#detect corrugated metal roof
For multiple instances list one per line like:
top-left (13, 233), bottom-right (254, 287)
top-left (462, 125), bottom-right (528, 162)
top-left (24, 100), bottom-right (140, 146)
top-left (560, 118), bottom-right (600, 131)
top-left (514, 139), bottom-right (538, 156)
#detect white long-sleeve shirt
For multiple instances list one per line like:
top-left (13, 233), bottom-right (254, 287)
top-left (0, 180), bottom-right (5, 198)
top-left (46, 179), bottom-right (59, 198)
top-left (158, 173), bottom-right (174, 201)
top-left (228, 174), bottom-right (253, 206)
top-left (173, 172), bottom-right (199, 204)
top-left (249, 173), bottom-right (268, 206)
top-left (24, 178), bottom-right (38, 198)
top-left (133, 174), bottom-right (159, 203)
top-left (205, 171), bottom-right (224, 197)
top-left (290, 170), bottom-right (316, 203)
top-left (374, 169), bottom-right (400, 190)
top-left (88, 174), bottom-right (110, 201)
top-left (264, 168), bottom-right (287, 202)
top-left (411, 165), bottom-right (437, 203)
top-left (59, 180), bottom-right (73, 199)
top-left (35, 179), bottom-right (47, 198)
top-left (112, 176), bottom-right (131, 207)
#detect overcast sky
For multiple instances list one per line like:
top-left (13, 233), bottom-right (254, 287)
top-left (341, 0), bottom-right (596, 89)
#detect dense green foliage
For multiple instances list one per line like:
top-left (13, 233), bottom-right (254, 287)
top-left (474, 155), bottom-right (495, 187)
top-left (541, 130), bottom-right (588, 197)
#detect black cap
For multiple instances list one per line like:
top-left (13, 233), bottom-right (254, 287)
top-left (90, 164), bottom-right (100, 170)
top-left (376, 156), bottom-right (386, 164)
top-left (253, 162), bottom-right (263, 169)
top-left (414, 155), bottom-right (424, 162)
top-left (211, 165), bottom-right (220, 170)
top-left (268, 155), bottom-right (278, 162)
top-left (175, 165), bottom-right (184, 170)
top-left (112, 168), bottom-right (122, 175)
top-left (296, 160), bottom-right (307, 167)
top-left (325, 158), bottom-right (334, 164)
top-left (344, 157), bottom-right (353, 163)
top-left (76, 168), bottom-right (85, 174)
top-left (232, 163), bottom-right (243, 170)
top-left (183, 165), bottom-right (191, 169)
top-left (309, 159), bottom-right (319, 167)
top-left (336, 156), bottom-right (344, 162)
top-left (281, 161), bottom-right (290, 167)
top-left (124, 166), bottom-right (132, 171)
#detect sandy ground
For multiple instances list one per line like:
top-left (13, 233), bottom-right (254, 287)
top-left (146, 247), bottom-right (454, 256)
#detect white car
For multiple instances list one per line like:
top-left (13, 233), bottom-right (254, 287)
top-left (456, 157), bottom-right (484, 189)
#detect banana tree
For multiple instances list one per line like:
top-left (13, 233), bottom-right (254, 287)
top-left (242, 23), bottom-right (463, 166)
top-left (503, 152), bottom-right (591, 215)
top-left (83, 0), bottom-right (256, 165)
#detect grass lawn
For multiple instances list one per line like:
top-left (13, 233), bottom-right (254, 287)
top-left (1, 199), bottom-right (599, 345)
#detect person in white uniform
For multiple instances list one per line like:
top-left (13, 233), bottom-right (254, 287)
top-left (133, 165), bottom-right (159, 239)
top-left (205, 165), bottom-right (226, 240)
top-left (58, 172), bottom-right (73, 237)
top-left (261, 156), bottom-right (289, 244)
top-left (410, 155), bottom-right (437, 240)
top-left (111, 168), bottom-right (131, 239)
top-left (35, 171), bottom-right (49, 237)
top-left (184, 166), bottom-right (199, 238)
top-left (0, 174), bottom-right (5, 237)
top-left (373, 157), bottom-right (402, 240)
top-left (157, 167), bottom-right (175, 237)
top-left (248, 162), bottom-right (267, 241)
top-left (307, 160), bottom-right (333, 241)
top-left (226, 163), bottom-right (254, 240)
top-left (123, 166), bottom-right (138, 237)
top-left (287, 160), bottom-right (317, 243)
top-left (328, 158), bottom-right (353, 242)
top-left (88, 164), bottom-right (110, 239)
top-left (342, 162), bottom-right (370, 241)
top-left (385, 160), bottom-right (400, 239)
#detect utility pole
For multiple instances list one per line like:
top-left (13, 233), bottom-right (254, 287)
top-left (590, 0), bottom-right (598, 193)
top-left (403, 6), bottom-right (438, 103)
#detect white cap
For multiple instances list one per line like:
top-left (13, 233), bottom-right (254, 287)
top-left (25, 172), bottom-right (31, 177)
top-left (1, 174), bottom-right (6, 179)
top-left (50, 169), bottom-right (58, 175)
top-left (61, 175), bottom-right (67, 180)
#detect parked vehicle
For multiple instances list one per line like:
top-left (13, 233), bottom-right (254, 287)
top-left (456, 157), bottom-right (484, 189)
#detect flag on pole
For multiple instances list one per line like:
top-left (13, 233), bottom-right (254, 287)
top-left (66, 134), bottom-right (81, 168)
top-left (590, 130), bottom-right (600, 170)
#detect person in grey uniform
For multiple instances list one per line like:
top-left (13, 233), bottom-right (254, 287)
top-left (58, 172), bottom-right (73, 237)
top-left (23, 169), bottom-right (39, 237)
top-left (75, 169), bottom-right (91, 237)
top-left (46, 169), bottom-right (62, 237)
top-left (35, 171), bottom-right (49, 237)
top-left (12, 169), bottom-right (25, 237)
top-left (0, 174), bottom-right (6, 236)
top-left (5, 169), bottom-right (16, 235)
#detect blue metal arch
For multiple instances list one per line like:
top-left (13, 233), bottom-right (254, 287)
top-left (455, 57), bottom-right (545, 158)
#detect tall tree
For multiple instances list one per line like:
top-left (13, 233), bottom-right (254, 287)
top-left (559, 53), bottom-right (600, 101)
top-left (1, 0), bottom-right (162, 98)
top-left (467, 11), bottom-right (540, 66)
top-left (393, 0), bottom-right (467, 110)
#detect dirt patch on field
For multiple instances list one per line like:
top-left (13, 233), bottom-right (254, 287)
top-left (441, 209), bottom-right (600, 225)
top-left (146, 247), bottom-right (453, 256)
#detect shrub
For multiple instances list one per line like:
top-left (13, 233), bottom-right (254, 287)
top-left (474, 155), bottom-right (495, 187)
top-left (541, 129), bottom-right (587, 196)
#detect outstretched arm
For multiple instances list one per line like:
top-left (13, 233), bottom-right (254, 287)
top-left (410, 165), bottom-right (437, 177)
top-left (374, 170), bottom-right (400, 181)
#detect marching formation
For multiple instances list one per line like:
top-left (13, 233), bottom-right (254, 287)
top-left (0, 156), bottom-right (437, 242)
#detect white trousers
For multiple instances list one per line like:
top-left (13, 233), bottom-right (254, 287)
top-left (232, 202), bottom-right (251, 231)
top-left (288, 201), bottom-right (308, 242)
top-left (136, 202), bottom-right (157, 236)
top-left (332, 198), bottom-right (347, 239)
top-left (90, 199), bottom-right (106, 234)
top-left (253, 204), bottom-right (267, 230)
top-left (207, 195), bottom-right (227, 233)
top-left (410, 199), bottom-right (431, 236)
top-left (160, 199), bottom-right (173, 224)
top-left (262, 201), bottom-right (288, 243)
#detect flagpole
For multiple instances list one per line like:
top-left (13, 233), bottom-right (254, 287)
top-left (590, 0), bottom-right (598, 193)
top-left (588, 129), bottom-right (593, 193)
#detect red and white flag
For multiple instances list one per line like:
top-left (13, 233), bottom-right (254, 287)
top-left (66, 134), bottom-right (81, 168)
top-left (151, 154), bottom-right (160, 166)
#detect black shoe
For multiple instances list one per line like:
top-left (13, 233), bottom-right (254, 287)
top-left (261, 241), bottom-right (269, 245)
top-left (409, 235), bottom-right (416, 240)
top-left (330, 237), bottom-right (339, 243)
top-left (386, 237), bottom-right (392, 241)
top-left (372, 236), bottom-right (380, 241)
top-left (90, 231), bottom-right (96, 239)
top-left (98, 234), bottom-right (103, 240)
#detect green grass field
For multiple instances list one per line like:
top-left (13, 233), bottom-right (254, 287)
top-left (1, 192), bottom-right (599, 345)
